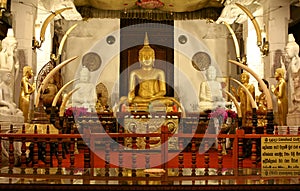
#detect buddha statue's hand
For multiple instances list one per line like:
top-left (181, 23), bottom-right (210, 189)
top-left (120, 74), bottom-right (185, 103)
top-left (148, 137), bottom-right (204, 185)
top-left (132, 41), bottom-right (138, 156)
top-left (128, 90), bottom-right (136, 103)
top-left (152, 90), bottom-right (166, 98)
top-left (271, 85), bottom-right (275, 93)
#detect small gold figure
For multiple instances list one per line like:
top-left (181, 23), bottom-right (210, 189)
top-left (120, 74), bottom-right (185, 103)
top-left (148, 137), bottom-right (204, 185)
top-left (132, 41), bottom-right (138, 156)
top-left (271, 68), bottom-right (288, 126)
top-left (231, 71), bottom-right (255, 127)
top-left (19, 66), bottom-right (35, 122)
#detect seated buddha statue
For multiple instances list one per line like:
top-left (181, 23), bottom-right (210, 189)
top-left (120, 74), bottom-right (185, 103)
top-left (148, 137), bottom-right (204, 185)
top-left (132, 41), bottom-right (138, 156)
top-left (0, 69), bottom-right (23, 119)
top-left (199, 65), bottom-right (227, 111)
top-left (72, 66), bottom-right (97, 112)
top-left (127, 33), bottom-right (174, 111)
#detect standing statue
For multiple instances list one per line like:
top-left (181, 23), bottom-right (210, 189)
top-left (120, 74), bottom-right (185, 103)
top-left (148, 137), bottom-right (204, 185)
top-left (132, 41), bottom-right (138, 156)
top-left (0, 29), bottom-right (19, 95)
top-left (72, 66), bottom-right (97, 112)
top-left (271, 68), bottom-right (288, 126)
top-left (19, 66), bottom-right (36, 123)
top-left (285, 34), bottom-right (300, 114)
top-left (199, 65), bottom-right (226, 111)
top-left (231, 71), bottom-right (255, 127)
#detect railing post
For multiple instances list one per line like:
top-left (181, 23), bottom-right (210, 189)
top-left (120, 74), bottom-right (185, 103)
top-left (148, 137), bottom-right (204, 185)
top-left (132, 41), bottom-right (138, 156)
top-left (266, 110), bottom-right (274, 134)
top-left (251, 108), bottom-right (257, 175)
top-left (83, 121), bottom-right (91, 184)
top-left (236, 128), bottom-right (245, 176)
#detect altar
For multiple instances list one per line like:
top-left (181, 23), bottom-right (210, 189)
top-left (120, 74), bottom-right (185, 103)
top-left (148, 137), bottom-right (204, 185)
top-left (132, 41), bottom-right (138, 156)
top-left (121, 112), bottom-right (179, 150)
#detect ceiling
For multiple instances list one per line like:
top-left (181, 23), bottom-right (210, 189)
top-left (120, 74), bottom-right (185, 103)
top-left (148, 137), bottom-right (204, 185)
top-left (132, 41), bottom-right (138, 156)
top-left (73, 0), bottom-right (225, 13)
top-left (39, 0), bottom-right (299, 26)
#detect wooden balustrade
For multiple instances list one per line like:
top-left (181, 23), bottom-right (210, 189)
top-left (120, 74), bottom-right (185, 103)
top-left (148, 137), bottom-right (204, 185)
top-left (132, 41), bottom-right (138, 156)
top-left (0, 113), bottom-right (299, 186)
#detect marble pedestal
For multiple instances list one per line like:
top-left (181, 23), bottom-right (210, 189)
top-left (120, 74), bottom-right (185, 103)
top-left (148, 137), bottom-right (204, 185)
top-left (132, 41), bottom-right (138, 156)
top-left (287, 113), bottom-right (300, 126)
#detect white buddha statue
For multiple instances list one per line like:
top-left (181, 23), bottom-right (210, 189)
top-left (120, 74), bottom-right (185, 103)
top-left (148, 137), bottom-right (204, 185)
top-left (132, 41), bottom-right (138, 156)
top-left (285, 34), bottom-right (300, 114)
top-left (0, 68), bottom-right (24, 127)
top-left (72, 66), bottom-right (97, 112)
top-left (199, 65), bottom-right (226, 111)
top-left (0, 29), bottom-right (19, 95)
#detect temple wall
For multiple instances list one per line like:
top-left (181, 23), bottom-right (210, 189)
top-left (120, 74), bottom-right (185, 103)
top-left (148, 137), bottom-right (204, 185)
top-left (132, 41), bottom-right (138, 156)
top-left (59, 19), bottom-right (232, 110)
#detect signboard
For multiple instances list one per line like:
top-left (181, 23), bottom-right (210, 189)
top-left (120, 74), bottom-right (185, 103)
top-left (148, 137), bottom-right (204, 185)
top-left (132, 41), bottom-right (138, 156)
top-left (261, 137), bottom-right (300, 177)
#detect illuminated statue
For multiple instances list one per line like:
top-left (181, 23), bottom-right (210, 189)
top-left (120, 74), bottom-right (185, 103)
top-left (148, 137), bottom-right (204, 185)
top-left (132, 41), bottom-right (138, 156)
top-left (127, 33), bottom-right (172, 110)
top-left (285, 34), bottom-right (300, 114)
top-left (231, 71), bottom-right (255, 127)
top-left (199, 65), bottom-right (226, 111)
top-left (19, 66), bottom-right (35, 123)
top-left (0, 69), bottom-right (23, 116)
top-left (0, 29), bottom-right (19, 95)
top-left (72, 66), bottom-right (97, 112)
top-left (271, 68), bottom-right (288, 126)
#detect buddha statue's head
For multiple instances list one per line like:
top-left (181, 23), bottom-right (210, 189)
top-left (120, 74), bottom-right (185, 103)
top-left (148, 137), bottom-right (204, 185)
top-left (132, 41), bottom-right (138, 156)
top-left (240, 71), bottom-right (250, 84)
top-left (79, 66), bottom-right (90, 82)
top-left (206, 65), bottom-right (217, 80)
top-left (139, 32), bottom-right (155, 67)
top-left (23, 66), bottom-right (33, 78)
top-left (1, 29), bottom-right (18, 52)
top-left (275, 68), bottom-right (285, 79)
top-left (285, 34), bottom-right (299, 59)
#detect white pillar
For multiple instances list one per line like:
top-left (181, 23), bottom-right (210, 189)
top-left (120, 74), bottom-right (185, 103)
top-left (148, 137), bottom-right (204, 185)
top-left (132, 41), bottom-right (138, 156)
top-left (262, 0), bottom-right (290, 80)
top-left (11, 0), bottom-right (38, 109)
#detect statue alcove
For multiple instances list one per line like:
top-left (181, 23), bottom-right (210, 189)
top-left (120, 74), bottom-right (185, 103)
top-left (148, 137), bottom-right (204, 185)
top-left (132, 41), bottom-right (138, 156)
top-left (119, 19), bottom-right (174, 99)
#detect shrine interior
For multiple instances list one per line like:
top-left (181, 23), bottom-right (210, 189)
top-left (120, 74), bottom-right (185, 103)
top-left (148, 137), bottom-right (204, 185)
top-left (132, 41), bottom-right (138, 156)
top-left (0, 0), bottom-right (300, 190)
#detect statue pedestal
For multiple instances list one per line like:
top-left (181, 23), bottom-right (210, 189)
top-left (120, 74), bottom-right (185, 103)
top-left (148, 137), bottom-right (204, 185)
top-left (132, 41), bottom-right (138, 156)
top-left (287, 113), bottom-right (300, 126)
top-left (123, 115), bottom-right (179, 150)
top-left (126, 105), bottom-right (173, 113)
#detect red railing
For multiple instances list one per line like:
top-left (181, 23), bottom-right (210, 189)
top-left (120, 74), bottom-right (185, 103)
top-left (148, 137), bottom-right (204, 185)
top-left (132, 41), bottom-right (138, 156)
top-left (0, 120), bottom-right (299, 185)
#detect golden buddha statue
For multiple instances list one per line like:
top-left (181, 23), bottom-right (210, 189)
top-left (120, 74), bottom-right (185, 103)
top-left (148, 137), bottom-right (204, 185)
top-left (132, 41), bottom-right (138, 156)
top-left (231, 71), bottom-right (255, 127)
top-left (271, 68), bottom-right (288, 126)
top-left (127, 33), bottom-right (173, 111)
top-left (19, 66), bottom-right (35, 123)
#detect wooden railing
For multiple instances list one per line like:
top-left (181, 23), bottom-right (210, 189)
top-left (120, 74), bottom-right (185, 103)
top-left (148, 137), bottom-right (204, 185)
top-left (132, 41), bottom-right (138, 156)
top-left (0, 118), bottom-right (300, 187)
